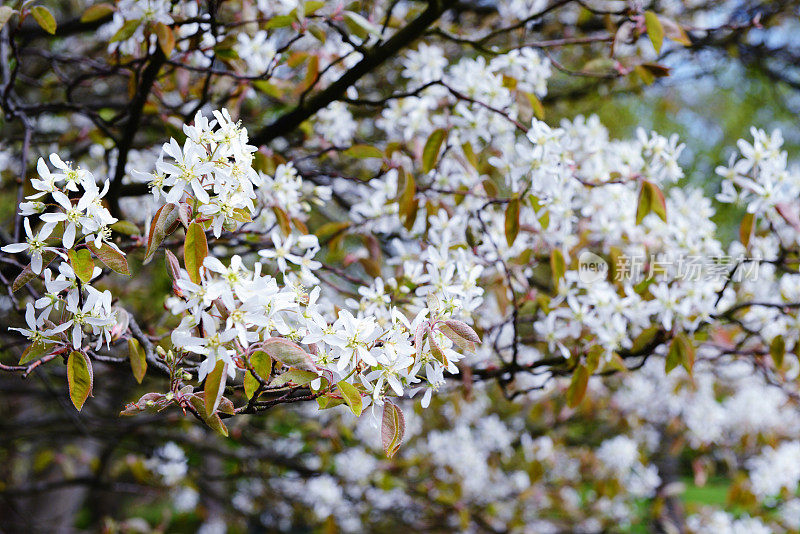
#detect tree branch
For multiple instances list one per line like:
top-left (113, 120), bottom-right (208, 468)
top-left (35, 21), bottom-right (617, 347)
top-left (107, 47), bottom-right (166, 216)
top-left (250, 0), bottom-right (457, 146)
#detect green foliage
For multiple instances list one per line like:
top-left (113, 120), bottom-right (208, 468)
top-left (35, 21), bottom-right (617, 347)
top-left (128, 338), bottom-right (147, 384)
top-left (67, 351), bottom-right (92, 411)
top-left (30, 6), bottom-right (56, 35)
top-left (183, 222), bottom-right (207, 284)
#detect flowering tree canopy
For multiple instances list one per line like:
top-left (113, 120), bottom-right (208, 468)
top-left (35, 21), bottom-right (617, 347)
top-left (2, 0), bottom-right (800, 532)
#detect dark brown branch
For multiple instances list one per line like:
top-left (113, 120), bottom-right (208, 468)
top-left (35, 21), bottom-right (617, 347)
top-left (18, 14), bottom-right (113, 41)
top-left (107, 47), bottom-right (166, 216)
top-left (250, 0), bottom-right (457, 146)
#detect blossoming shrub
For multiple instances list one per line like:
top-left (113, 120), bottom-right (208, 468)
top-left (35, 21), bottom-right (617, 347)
top-left (4, 109), bottom-right (483, 447)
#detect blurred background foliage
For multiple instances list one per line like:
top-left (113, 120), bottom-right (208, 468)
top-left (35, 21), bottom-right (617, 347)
top-left (553, 60), bottom-right (800, 243)
top-left (3, 0), bottom-right (800, 532)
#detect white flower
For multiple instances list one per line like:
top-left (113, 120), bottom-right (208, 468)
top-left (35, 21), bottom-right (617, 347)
top-left (40, 190), bottom-right (93, 249)
top-left (62, 290), bottom-right (101, 349)
top-left (28, 157), bottom-right (62, 199)
top-left (328, 310), bottom-right (379, 371)
top-left (48, 153), bottom-right (89, 192)
top-left (1, 218), bottom-right (58, 274)
top-left (258, 231), bottom-right (302, 273)
top-left (175, 316), bottom-right (238, 382)
top-left (9, 302), bottom-right (68, 346)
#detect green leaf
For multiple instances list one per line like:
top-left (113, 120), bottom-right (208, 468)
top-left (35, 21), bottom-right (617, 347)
top-left (634, 64), bottom-right (655, 85)
top-left (127, 338), bottom-right (147, 384)
top-left (640, 62), bottom-right (671, 78)
top-left (80, 3), bottom-right (114, 23)
top-left (462, 142), bottom-right (479, 170)
top-left (273, 206), bottom-right (291, 236)
top-left (187, 395), bottom-right (228, 437)
top-left (19, 341), bottom-right (50, 365)
top-left (661, 17), bottom-right (692, 46)
top-left (422, 128), bottom-right (446, 173)
top-left (67, 351), bottom-right (92, 411)
top-left (231, 208), bottom-right (252, 223)
top-left (262, 338), bottom-right (316, 372)
top-left (645, 11), bottom-right (664, 54)
top-left (217, 396), bottom-right (235, 415)
top-left (680, 334), bottom-right (695, 372)
top-left (636, 63), bottom-right (670, 85)
top-left (343, 11), bottom-right (381, 40)
top-left (308, 23), bottom-right (327, 43)
top-left (184, 222), bottom-right (208, 284)
top-left (213, 45), bottom-right (239, 61)
top-left (740, 212), bottom-right (755, 248)
top-left (12, 250), bottom-right (57, 291)
top-left (206, 413), bottom-right (229, 437)
top-left (265, 14), bottom-right (294, 29)
top-left (771, 335), bottom-right (786, 369)
top-left (317, 395), bottom-right (345, 409)
top-left (154, 22), bottom-right (175, 56)
top-left (381, 401), bottom-right (405, 458)
top-left (204, 359), bottom-right (226, 417)
top-left (398, 169), bottom-right (417, 231)
top-left (315, 221), bottom-right (351, 243)
top-left (524, 92), bottom-right (545, 120)
top-left (87, 242), bottom-right (130, 275)
top-left (244, 350), bottom-right (272, 400)
top-left (0, 6), bottom-right (16, 30)
top-left (636, 180), bottom-right (667, 225)
top-left (68, 248), bottom-right (95, 283)
top-left (144, 203), bottom-right (179, 264)
top-left (504, 196), bottom-right (520, 247)
top-left (298, 55), bottom-right (319, 94)
top-left (665, 338), bottom-right (681, 374)
top-left (550, 248), bottom-right (566, 286)
top-left (110, 220), bottom-right (140, 236)
top-left (566, 364), bottom-right (589, 408)
top-left (338, 380), bottom-right (363, 417)
top-left (666, 333), bottom-right (695, 374)
top-left (630, 326), bottom-right (660, 353)
top-left (304, 1), bottom-right (325, 16)
top-left (30, 6), bottom-right (56, 35)
top-left (343, 144), bottom-right (384, 159)
top-left (110, 19), bottom-right (140, 43)
top-left (584, 345), bottom-right (604, 374)
top-left (271, 369), bottom-right (318, 387)
top-left (604, 352), bottom-right (629, 374)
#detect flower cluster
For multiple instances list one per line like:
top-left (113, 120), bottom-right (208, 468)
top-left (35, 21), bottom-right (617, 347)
top-left (136, 109), bottom-right (260, 237)
top-left (716, 127), bottom-right (800, 215)
top-left (253, 162), bottom-right (332, 230)
top-left (378, 46), bottom-right (552, 145)
top-left (1, 152), bottom-right (124, 354)
top-left (167, 244), bottom-right (481, 412)
top-left (2, 155), bottom-right (120, 273)
top-left (9, 261), bottom-right (116, 351)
